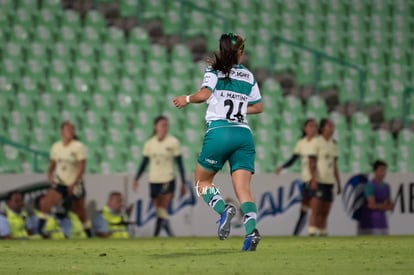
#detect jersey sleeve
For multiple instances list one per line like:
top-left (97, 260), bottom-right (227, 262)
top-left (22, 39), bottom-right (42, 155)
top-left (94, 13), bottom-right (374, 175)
top-left (92, 213), bottom-right (109, 234)
top-left (0, 215), bottom-right (11, 237)
top-left (172, 138), bottom-right (182, 157)
top-left (76, 143), bottom-right (87, 161)
top-left (200, 67), bottom-right (218, 92)
top-left (308, 139), bottom-right (318, 157)
top-left (364, 183), bottom-right (374, 198)
top-left (333, 141), bottom-right (338, 158)
top-left (248, 81), bottom-right (262, 105)
top-left (313, 138), bottom-right (320, 157)
top-left (293, 140), bottom-right (301, 155)
top-left (142, 140), bottom-right (151, 157)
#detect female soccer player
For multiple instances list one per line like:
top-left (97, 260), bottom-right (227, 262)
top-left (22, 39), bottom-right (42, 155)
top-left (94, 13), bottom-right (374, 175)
top-left (38, 121), bottom-right (92, 237)
top-left (358, 160), bottom-right (394, 235)
top-left (173, 33), bottom-right (263, 251)
top-left (309, 118), bottom-right (341, 236)
top-left (133, 116), bottom-right (187, 237)
top-left (275, 118), bottom-right (318, 235)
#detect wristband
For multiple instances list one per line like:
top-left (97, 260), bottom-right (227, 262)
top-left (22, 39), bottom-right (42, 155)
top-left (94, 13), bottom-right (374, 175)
top-left (186, 95), bottom-right (191, 103)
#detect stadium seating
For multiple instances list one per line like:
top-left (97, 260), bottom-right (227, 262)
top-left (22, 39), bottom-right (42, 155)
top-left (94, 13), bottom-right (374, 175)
top-left (0, 0), bottom-right (413, 174)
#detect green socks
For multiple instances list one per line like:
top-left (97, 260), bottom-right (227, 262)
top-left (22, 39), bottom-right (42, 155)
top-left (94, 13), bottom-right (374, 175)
top-left (241, 202), bottom-right (257, 235)
top-left (203, 189), bottom-right (225, 215)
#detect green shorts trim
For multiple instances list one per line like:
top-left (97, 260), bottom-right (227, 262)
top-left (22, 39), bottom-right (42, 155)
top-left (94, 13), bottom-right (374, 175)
top-left (197, 120), bottom-right (256, 174)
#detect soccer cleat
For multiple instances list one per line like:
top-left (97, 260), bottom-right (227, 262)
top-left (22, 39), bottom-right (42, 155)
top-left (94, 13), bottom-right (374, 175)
top-left (217, 204), bottom-right (236, 240)
top-left (241, 229), bottom-right (261, 251)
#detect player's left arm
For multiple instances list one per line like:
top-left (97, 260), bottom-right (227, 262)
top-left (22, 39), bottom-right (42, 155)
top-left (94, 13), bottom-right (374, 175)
top-left (334, 158), bottom-right (341, 195)
top-left (247, 101), bottom-right (263, 114)
top-left (247, 81), bottom-right (263, 114)
top-left (71, 144), bottom-right (87, 187)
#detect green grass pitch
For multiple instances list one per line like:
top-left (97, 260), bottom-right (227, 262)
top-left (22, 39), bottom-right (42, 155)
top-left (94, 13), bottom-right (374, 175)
top-left (1, 236), bottom-right (413, 274)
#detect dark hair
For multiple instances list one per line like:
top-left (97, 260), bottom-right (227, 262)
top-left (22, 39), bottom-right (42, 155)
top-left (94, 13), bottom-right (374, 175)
top-left (318, 118), bottom-right (331, 134)
top-left (109, 191), bottom-right (122, 199)
top-left (301, 118), bottom-right (317, 138)
top-left (211, 33), bottom-right (245, 78)
top-left (152, 115), bottom-right (168, 136)
top-left (60, 120), bottom-right (78, 140)
top-left (373, 160), bottom-right (387, 171)
top-left (6, 190), bottom-right (22, 201)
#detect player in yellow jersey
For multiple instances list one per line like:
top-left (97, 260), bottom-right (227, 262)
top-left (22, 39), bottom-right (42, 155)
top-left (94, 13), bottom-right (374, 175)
top-left (38, 121), bottom-right (92, 238)
top-left (308, 119), bottom-right (341, 236)
top-left (275, 118), bottom-right (318, 235)
top-left (133, 116), bottom-right (187, 236)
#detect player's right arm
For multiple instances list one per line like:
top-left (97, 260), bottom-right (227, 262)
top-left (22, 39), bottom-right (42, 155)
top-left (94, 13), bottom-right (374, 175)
top-left (276, 140), bottom-right (301, 174)
top-left (173, 87), bottom-right (211, 108)
top-left (48, 144), bottom-right (57, 185)
top-left (173, 67), bottom-right (216, 108)
top-left (275, 154), bottom-right (300, 174)
top-left (47, 160), bottom-right (56, 185)
top-left (133, 157), bottom-right (149, 192)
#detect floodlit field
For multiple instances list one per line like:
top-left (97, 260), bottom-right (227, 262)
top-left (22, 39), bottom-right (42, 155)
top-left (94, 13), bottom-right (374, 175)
top-left (1, 236), bottom-right (413, 275)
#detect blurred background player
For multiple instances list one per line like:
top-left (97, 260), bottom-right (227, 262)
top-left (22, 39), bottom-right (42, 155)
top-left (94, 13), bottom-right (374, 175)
top-left (275, 118), bottom-right (318, 235)
top-left (38, 121), bottom-right (92, 238)
top-left (358, 160), bottom-right (394, 235)
top-left (0, 191), bottom-right (35, 239)
top-left (173, 33), bottom-right (263, 251)
top-left (93, 191), bottom-right (131, 238)
top-left (309, 119), bottom-right (341, 236)
top-left (133, 116), bottom-right (187, 237)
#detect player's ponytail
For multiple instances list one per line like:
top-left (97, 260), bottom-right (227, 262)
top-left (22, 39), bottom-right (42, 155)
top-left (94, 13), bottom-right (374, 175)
top-left (211, 33), bottom-right (245, 79)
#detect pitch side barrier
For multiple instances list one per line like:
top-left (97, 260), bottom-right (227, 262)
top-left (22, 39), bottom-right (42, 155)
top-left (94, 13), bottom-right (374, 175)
top-left (0, 173), bottom-right (413, 236)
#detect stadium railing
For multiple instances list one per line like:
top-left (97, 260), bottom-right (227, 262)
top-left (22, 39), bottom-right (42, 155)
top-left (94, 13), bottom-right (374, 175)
top-left (268, 35), bottom-right (367, 109)
top-left (0, 136), bottom-right (48, 173)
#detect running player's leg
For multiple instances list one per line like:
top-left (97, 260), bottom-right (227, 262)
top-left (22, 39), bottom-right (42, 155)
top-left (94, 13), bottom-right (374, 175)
top-left (231, 170), bottom-right (255, 233)
top-left (231, 169), bottom-right (261, 251)
top-left (195, 164), bottom-right (224, 214)
top-left (229, 128), bottom-right (260, 251)
top-left (195, 164), bottom-right (236, 240)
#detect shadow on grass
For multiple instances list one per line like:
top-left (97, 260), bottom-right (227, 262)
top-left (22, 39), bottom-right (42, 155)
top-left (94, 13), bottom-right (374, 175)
top-left (149, 249), bottom-right (238, 258)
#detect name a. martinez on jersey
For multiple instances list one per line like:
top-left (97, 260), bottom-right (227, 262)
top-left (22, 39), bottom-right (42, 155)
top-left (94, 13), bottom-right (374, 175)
top-left (220, 91), bottom-right (249, 102)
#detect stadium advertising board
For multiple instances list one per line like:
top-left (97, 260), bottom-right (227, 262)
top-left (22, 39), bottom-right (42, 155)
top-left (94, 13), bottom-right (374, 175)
top-left (0, 173), bottom-right (413, 236)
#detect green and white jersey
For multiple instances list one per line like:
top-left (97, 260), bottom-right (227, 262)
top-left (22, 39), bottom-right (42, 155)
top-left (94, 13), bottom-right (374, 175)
top-left (201, 64), bottom-right (262, 126)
